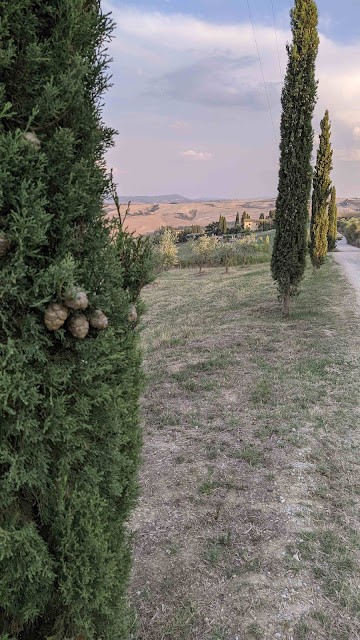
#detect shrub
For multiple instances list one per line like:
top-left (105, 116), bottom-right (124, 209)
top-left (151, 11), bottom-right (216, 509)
top-left (190, 235), bottom-right (218, 271)
top-left (338, 218), bottom-right (360, 247)
top-left (155, 228), bottom-right (178, 269)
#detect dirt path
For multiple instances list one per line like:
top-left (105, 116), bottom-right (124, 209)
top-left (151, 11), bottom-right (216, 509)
top-left (332, 237), bottom-right (360, 305)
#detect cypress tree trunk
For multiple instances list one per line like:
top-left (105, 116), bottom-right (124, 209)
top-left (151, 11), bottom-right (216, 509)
top-left (327, 186), bottom-right (338, 251)
top-left (0, 2), bottom-right (151, 638)
top-left (310, 110), bottom-right (333, 269)
top-left (271, 0), bottom-right (319, 315)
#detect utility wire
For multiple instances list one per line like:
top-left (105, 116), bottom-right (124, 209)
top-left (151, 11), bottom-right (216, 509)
top-left (270, 0), bottom-right (283, 84)
top-left (246, 0), bottom-right (278, 146)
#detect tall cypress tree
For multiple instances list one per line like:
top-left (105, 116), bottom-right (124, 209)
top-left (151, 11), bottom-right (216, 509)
top-left (218, 214), bottom-right (223, 233)
top-left (218, 215), bottom-right (227, 234)
top-left (327, 185), bottom-right (338, 251)
top-left (235, 211), bottom-right (240, 230)
top-left (0, 2), bottom-right (152, 638)
top-left (310, 110), bottom-right (333, 269)
top-left (271, 0), bottom-right (319, 316)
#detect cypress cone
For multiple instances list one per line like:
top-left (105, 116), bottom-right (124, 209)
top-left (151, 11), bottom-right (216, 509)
top-left (310, 110), bottom-right (333, 269)
top-left (44, 302), bottom-right (68, 331)
top-left (89, 309), bottom-right (108, 330)
top-left (68, 314), bottom-right (89, 339)
top-left (327, 185), bottom-right (338, 251)
top-left (271, 0), bottom-right (319, 316)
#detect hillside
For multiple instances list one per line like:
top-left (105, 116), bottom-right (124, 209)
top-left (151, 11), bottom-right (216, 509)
top-left (112, 194), bottom-right (191, 205)
top-left (106, 198), bottom-right (277, 235)
top-left (106, 197), bottom-right (356, 235)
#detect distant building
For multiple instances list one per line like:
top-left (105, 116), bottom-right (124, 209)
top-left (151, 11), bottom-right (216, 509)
top-left (244, 219), bottom-right (257, 231)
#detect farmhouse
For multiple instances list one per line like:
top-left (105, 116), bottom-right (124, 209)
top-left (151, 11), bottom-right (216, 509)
top-left (244, 219), bottom-right (258, 231)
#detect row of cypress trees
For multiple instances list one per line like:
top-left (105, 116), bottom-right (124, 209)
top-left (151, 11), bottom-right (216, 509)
top-left (271, 0), bottom-right (338, 315)
top-left (309, 110), bottom-right (337, 269)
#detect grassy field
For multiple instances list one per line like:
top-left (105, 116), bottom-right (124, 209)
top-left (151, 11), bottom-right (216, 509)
top-left (129, 258), bottom-right (360, 640)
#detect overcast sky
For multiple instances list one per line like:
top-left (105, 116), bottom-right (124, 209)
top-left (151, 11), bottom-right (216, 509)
top-left (102, 0), bottom-right (360, 199)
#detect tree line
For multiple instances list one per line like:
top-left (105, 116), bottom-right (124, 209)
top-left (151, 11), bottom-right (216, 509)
top-left (271, 0), bottom-right (338, 316)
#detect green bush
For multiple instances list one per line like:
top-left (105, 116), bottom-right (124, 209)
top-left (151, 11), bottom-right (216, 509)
top-left (338, 218), bottom-right (360, 247)
top-left (0, 3), bottom-right (152, 639)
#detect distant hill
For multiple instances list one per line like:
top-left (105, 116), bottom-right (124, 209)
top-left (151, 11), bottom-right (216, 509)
top-left (105, 196), bottom-right (356, 235)
top-left (113, 194), bottom-right (191, 204)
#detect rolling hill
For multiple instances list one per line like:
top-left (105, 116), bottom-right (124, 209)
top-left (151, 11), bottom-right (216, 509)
top-left (105, 197), bottom-right (359, 236)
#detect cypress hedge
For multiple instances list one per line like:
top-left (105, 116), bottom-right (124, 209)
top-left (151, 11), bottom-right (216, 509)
top-left (0, 2), bottom-right (152, 638)
top-left (271, 0), bottom-right (319, 316)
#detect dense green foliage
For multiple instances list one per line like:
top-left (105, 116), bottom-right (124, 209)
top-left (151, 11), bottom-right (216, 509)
top-left (271, 0), bottom-right (319, 314)
top-left (205, 220), bottom-right (220, 236)
top-left (177, 225), bottom-right (203, 242)
top-left (218, 215), bottom-right (227, 234)
top-left (310, 110), bottom-right (333, 268)
top-left (0, 2), bottom-right (152, 638)
top-left (235, 211), bottom-right (241, 230)
top-left (338, 217), bottom-right (360, 247)
top-left (327, 186), bottom-right (338, 251)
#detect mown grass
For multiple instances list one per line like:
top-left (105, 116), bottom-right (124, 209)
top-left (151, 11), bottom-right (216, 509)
top-left (129, 257), bottom-right (360, 639)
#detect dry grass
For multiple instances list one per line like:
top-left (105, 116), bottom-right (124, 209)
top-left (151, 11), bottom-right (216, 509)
top-left (128, 258), bottom-right (360, 640)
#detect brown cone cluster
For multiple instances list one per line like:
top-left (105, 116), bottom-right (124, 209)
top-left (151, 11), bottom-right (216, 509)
top-left (44, 287), bottom-right (108, 338)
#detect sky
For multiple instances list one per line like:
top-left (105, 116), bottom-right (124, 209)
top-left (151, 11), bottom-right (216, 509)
top-left (102, 0), bottom-right (360, 199)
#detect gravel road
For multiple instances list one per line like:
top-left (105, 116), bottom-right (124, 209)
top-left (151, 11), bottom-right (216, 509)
top-left (332, 236), bottom-right (360, 305)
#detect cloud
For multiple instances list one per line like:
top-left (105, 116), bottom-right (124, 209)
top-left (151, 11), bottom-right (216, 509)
top-left (334, 148), bottom-right (360, 162)
top-left (102, 3), bottom-right (360, 196)
top-left (180, 150), bottom-right (213, 160)
top-left (148, 55), bottom-right (281, 109)
top-left (104, 5), bottom-right (290, 56)
top-left (170, 120), bottom-right (191, 130)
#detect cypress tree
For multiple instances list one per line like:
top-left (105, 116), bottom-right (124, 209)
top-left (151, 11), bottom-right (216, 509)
top-left (310, 110), bottom-right (333, 269)
top-left (271, 0), bottom-right (319, 316)
top-left (0, 2), bottom-right (152, 638)
top-left (327, 185), bottom-right (338, 251)
top-left (218, 215), bottom-right (227, 234)
top-left (235, 211), bottom-right (240, 231)
top-left (218, 214), bottom-right (223, 233)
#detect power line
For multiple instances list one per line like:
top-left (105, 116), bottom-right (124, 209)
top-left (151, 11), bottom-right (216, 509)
top-left (270, 0), bottom-right (283, 84)
top-left (246, 0), bottom-right (278, 147)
